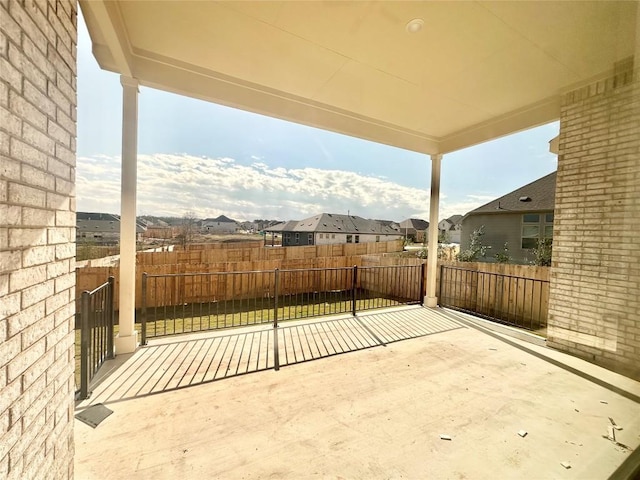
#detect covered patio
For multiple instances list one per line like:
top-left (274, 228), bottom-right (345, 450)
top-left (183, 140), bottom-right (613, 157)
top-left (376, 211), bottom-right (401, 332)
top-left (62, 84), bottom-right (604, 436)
top-left (75, 307), bottom-right (640, 479)
top-left (73, 1), bottom-right (640, 477)
top-left (2, 0), bottom-right (638, 478)
top-left (78, 0), bottom-right (640, 382)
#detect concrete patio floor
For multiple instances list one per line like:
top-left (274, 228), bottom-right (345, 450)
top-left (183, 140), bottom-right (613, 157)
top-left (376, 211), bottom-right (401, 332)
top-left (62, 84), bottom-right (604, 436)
top-left (75, 306), bottom-right (640, 479)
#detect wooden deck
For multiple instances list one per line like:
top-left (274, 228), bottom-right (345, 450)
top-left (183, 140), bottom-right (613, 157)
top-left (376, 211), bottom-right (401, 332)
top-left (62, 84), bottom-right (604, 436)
top-left (81, 306), bottom-right (464, 405)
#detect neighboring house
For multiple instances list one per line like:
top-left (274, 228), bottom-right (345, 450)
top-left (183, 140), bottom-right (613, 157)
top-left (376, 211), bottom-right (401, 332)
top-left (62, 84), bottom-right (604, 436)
top-left (144, 218), bottom-right (170, 228)
top-left (141, 218), bottom-right (173, 239)
top-left (265, 213), bottom-right (403, 246)
top-left (238, 221), bottom-right (258, 233)
top-left (143, 226), bottom-right (173, 240)
top-left (376, 219), bottom-right (401, 230)
top-left (399, 218), bottom-right (429, 243)
top-left (76, 212), bottom-right (147, 245)
top-left (263, 220), bottom-right (298, 246)
top-left (253, 219), bottom-right (281, 232)
top-left (201, 215), bottom-right (238, 233)
top-left (438, 214), bottom-right (463, 243)
top-left (460, 172), bottom-right (556, 263)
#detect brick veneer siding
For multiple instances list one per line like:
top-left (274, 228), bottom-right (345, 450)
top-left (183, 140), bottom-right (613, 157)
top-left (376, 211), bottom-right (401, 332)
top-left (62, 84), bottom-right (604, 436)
top-left (547, 64), bottom-right (640, 379)
top-left (1, 0), bottom-right (77, 478)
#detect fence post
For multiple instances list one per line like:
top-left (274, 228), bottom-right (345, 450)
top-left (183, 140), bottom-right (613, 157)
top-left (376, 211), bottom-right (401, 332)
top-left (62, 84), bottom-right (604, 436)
top-left (80, 291), bottom-right (90, 400)
top-left (438, 264), bottom-right (444, 307)
top-left (420, 263), bottom-right (426, 305)
top-left (107, 276), bottom-right (115, 359)
top-left (141, 273), bottom-right (147, 346)
top-left (273, 269), bottom-right (279, 371)
top-left (351, 265), bottom-right (358, 316)
top-left (472, 270), bottom-right (478, 311)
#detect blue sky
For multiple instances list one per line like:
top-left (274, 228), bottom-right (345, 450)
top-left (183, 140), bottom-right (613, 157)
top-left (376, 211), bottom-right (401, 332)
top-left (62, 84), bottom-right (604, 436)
top-left (76, 12), bottom-right (558, 222)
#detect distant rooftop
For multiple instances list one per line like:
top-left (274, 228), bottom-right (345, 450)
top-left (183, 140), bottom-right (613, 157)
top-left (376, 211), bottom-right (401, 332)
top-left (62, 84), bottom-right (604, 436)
top-left (399, 218), bottom-right (429, 230)
top-left (203, 215), bottom-right (237, 223)
top-left (76, 212), bottom-right (147, 232)
top-left (77, 212), bottom-right (120, 222)
top-left (266, 213), bottom-right (401, 235)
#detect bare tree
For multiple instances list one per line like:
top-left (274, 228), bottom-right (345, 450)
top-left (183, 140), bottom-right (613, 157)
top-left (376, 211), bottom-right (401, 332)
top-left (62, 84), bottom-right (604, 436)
top-left (178, 210), bottom-right (198, 248)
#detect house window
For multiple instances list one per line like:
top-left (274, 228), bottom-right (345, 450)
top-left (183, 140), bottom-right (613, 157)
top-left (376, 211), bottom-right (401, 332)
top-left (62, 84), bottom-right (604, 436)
top-left (376, 235), bottom-right (380, 242)
top-left (521, 214), bottom-right (540, 249)
top-left (544, 213), bottom-right (554, 241)
top-left (284, 233), bottom-right (291, 244)
top-left (332, 234), bottom-right (335, 239)
top-left (308, 233), bottom-right (313, 245)
top-left (544, 225), bottom-right (553, 239)
top-left (355, 235), bottom-right (360, 243)
top-left (346, 235), bottom-right (352, 243)
top-left (319, 233), bottom-right (323, 239)
top-left (295, 233), bottom-right (300, 244)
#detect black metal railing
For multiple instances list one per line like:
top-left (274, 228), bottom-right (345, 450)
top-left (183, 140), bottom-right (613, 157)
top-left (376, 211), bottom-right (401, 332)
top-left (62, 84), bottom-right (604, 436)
top-left (78, 276), bottom-right (115, 399)
top-left (439, 265), bottom-right (549, 332)
top-left (141, 264), bottom-right (425, 344)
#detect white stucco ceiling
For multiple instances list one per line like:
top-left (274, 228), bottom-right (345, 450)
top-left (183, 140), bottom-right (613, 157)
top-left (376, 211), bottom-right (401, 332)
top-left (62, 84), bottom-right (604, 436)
top-left (80, 0), bottom-right (638, 154)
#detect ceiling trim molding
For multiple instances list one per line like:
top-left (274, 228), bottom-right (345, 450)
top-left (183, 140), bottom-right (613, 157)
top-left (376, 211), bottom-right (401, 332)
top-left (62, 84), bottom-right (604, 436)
top-left (438, 96), bottom-right (561, 154)
top-left (79, 0), bottom-right (134, 78)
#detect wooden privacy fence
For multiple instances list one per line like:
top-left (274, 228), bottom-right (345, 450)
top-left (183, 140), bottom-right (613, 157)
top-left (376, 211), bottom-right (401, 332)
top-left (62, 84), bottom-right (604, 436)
top-left (142, 264), bottom-right (425, 310)
top-left (438, 262), bottom-right (550, 332)
top-left (176, 241), bottom-right (264, 251)
top-left (140, 264), bottom-right (425, 342)
top-left (136, 239), bottom-right (403, 265)
top-left (76, 241), bottom-right (551, 333)
top-left (77, 255), bottom-right (383, 310)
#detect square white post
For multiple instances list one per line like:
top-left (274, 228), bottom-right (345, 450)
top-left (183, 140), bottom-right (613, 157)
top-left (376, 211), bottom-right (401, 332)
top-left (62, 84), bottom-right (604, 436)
top-left (115, 76), bottom-right (139, 354)
top-left (425, 154), bottom-right (442, 307)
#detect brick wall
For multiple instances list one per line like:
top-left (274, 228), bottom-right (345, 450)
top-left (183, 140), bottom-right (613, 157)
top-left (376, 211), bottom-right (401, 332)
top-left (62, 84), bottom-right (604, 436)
top-left (547, 62), bottom-right (640, 379)
top-left (1, 0), bottom-right (77, 478)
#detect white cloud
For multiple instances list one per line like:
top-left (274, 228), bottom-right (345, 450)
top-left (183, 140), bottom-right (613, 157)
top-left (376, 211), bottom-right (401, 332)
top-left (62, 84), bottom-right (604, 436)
top-left (76, 153), bottom-right (491, 222)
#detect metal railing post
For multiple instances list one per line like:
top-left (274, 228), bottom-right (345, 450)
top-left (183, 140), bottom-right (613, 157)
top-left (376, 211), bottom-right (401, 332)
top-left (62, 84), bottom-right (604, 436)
top-left (420, 263), bottom-right (426, 305)
top-left (80, 291), bottom-right (90, 400)
top-left (351, 265), bottom-right (358, 316)
top-left (141, 273), bottom-right (148, 345)
top-left (273, 269), bottom-right (279, 371)
top-left (438, 264), bottom-right (444, 306)
top-left (107, 276), bottom-right (115, 359)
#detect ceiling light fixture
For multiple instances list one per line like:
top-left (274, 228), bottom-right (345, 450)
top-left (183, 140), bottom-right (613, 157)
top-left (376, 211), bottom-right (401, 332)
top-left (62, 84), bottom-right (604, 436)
top-left (406, 18), bottom-right (424, 34)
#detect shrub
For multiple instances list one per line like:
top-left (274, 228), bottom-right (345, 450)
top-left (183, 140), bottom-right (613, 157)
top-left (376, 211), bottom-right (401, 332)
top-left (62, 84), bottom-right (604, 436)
top-left (456, 226), bottom-right (489, 262)
top-left (494, 242), bottom-right (511, 264)
top-left (529, 238), bottom-right (552, 266)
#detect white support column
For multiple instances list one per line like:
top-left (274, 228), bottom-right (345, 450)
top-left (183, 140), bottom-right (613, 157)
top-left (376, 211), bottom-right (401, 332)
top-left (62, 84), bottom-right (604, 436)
top-left (425, 154), bottom-right (442, 307)
top-left (115, 76), bottom-right (139, 354)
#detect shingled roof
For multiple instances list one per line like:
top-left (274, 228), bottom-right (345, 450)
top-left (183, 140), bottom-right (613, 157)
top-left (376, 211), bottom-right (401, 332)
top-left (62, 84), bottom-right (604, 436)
top-left (76, 212), bottom-right (146, 233)
top-left (399, 218), bottom-right (429, 230)
top-left (203, 215), bottom-right (237, 223)
top-left (77, 212), bottom-right (119, 222)
top-left (266, 213), bottom-right (401, 235)
top-left (265, 220), bottom-right (299, 232)
top-left (466, 172), bottom-right (556, 216)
